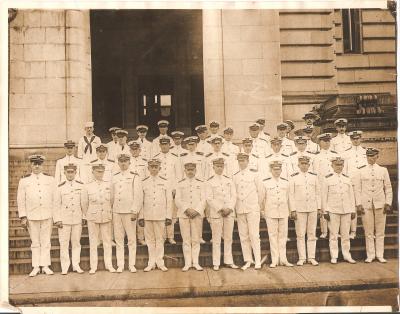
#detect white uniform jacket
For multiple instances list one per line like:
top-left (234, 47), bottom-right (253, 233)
top-left (53, 179), bottom-right (85, 224)
top-left (82, 180), bottom-right (112, 223)
top-left (331, 133), bottom-right (352, 154)
top-left (205, 174), bottom-right (236, 218)
top-left (111, 170), bottom-right (143, 214)
top-left (54, 155), bottom-right (82, 184)
top-left (288, 171), bottom-right (321, 212)
top-left (17, 172), bottom-right (55, 220)
top-left (77, 135), bottom-right (101, 162)
top-left (175, 177), bottom-right (207, 218)
top-left (321, 173), bottom-right (356, 214)
top-left (233, 168), bottom-right (263, 214)
top-left (260, 177), bottom-right (290, 219)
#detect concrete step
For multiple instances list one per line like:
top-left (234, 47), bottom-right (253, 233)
top-left (9, 243), bottom-right (398, 275)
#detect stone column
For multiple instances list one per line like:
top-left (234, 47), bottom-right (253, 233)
top-left (202, 10), bottom-right (283, 140)
top-left (9, 9), bottom-right (92, 147)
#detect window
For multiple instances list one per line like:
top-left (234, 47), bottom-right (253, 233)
top-left (342, 9), bottom-right (362, 53)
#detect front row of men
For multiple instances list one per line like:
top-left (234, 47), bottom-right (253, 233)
top-left (17, 146), bottom-right (392, 276)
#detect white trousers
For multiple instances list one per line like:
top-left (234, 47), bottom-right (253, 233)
top-left (295, 212), bottom-right (318, 261)
top-left (210, 216), bottom-right (234, 266)
top-left (166, 203), bottom-right (177, 239)
top-left (266, 217), bottom-right (289, 265)
top-left (87, 221), bottom-right (112, 270)
top-left (137, 221), bottom-right (145, 241)
top-left (179, 216), bottom-right (203, 267)
top-left (328, 213), bottom-right (352, 260)
top-left (351, 212), bottom-right (358, 234)
top-left (320, 216), bottom-right (328, 235)
top-left (58, 223), bottom-right (82, 272)
top-left (28, 218), bottom-right (52, 267)
top-left (237, 212), bottom-right (261, 264)
top-left (362, 207), bottom-right (386, 259)
top-left (144, 220), bottom-right (166, 267)
top-left (113, 213), bottom-right (137, 269)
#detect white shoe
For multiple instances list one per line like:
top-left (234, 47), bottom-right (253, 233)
top-left (158, 265), bottom-right (168, 272)
top-left (111, 240), bottom-right (116, 247)
top-left (254, 263), bottom-right (262, 269)
top-left (308, 259), bottom-right (319, 266)
top-left (297, 260), bottom-right (305, 266)
top-left (213, 265), bottom-right (219, 271)
top-left (73, 266), bottom-right (84, 274)
top-left (29, 267), bottom-right (40, 277)
top-left (349, 232), bottom-right (356, 239)
top-left (138, 239), bottom-right (146, 245)
top-left (167, 238), bottom-right (176, 244)
top-left (344, 257), bottom-right (356, 264)
top-left (241, 262), bottom-right (252, 270)
top-left (199, 238), bottom-right (206, 244)
top-left (330, 258), bottom-right (337, 264)
top-left (320, 233), bottom-right (327, 239)
top-left (269, 263), bottom-right (277, 268)
top-left (144, 265), bottom-right (155, 272)
top-left (193, 264), bottom-right (203, 271)
top-left (365, 258), bottom-right (374, 263)
top-left (42, 266), bottom-right (54, 275)
top-left (182, 265), bottom-right (190, 272)
top-left (282, 261), bottom-right (294, 267)
top-left (89, 269), bottom-right (96, 274)
top-left (226, 263), bottom-right (239, 269)
top-left (117, 267), bottom-right (123, 273)
top-left (129, 266), bottom-right (137, 273)
top-left (61, 270), bottom-right (68, 275)
top-left (377, 257), bottom-right (387, 263)
top-left (107, 267), bottom-right (116, 273)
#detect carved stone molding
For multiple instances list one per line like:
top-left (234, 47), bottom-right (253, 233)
top-left (8, 8), bottom-right (17, 23)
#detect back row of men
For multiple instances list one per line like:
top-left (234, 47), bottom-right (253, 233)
top-left (17, 115), bottom-right (393, 277)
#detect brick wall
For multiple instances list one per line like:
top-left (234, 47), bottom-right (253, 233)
top-left (9, 10), bottom-right (92, 147)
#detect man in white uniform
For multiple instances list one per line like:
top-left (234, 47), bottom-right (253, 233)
top-left (260, 160), bottom-right (293, 268)
top-left (331, 118), bottom-right (352, 154)
top-left (255, 118), bottom-right (271, 143)
top-left (302, 126), bottom-right (319, 153)
top-left (289, 136), bottom-right (315, 173)
top-left (114, 129), bottom-right (131, 157)
top-left (17, 154), bottom-right (56, 277)
top-left (322, 157), bottom-right (356, 264)
top-left (136, 125), bottom-right (153, 160)
top-left (233, 153), bottom-right (263, 270)
top-left (222, 127), bottom-right (239, 155)
top-left (181, 136), bottom-right (206, 180)
top-left (107, 127), bottom-right (121, 161)
top-left (208, 121), bottom-right (221, 141)
top-left (170, 131), bottom-right (186, 159)
top-left (82, 164), bottom-right (116, 274)
top-left (205, 136), bottom-right (236, 179)
top-left (53, 163), bottom-right (85, 274)
top-left (276, 122), bottom-right (296, 156)
top-left (87, 144), bottom-right (116, 183)
top-left (77, 121), bottom-right (101, 163)
top-left (111, 153), bottom-right (143, 273)
top-left (54, 140), bottom-right (82, 184)
top-left (241, 137), bottom-right (265, 175)
top-left (289, 156), bottom-right (320, 266)
top-left (205, 158), bottom-right (238, 270)
top-left (264, 136), bottom-right (293, 180)
top-left (152, 120), bottom-right (173, 157)
top-left (138, 159), bottom-right (173, 272)
top-left (195, 125), bottom-right (213, 155)
top-left (248, 123), bottom-right (270, 158)
top-left (175, 161), bottom-right (207, 271)
top-left (354, 147), bottom-right (393, 263)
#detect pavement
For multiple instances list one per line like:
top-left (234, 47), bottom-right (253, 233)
top-left (9, 259), bottom-right (399, 306)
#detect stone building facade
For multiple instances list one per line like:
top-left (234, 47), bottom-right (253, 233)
top-left (9, 8), bottom-right (397, 164)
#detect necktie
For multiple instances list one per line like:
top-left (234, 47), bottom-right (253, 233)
top-left (84, 136), bottom-right (95, 154)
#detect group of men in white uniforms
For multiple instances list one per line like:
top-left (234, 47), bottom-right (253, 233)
top-left (17, 115), bottom-right (393, 276)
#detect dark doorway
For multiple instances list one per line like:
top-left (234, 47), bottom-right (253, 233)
top-left (90, 10), bottom-right (205, 139)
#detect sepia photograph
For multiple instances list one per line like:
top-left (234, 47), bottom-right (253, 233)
top-left (3, 0), bottom-right (399, 312)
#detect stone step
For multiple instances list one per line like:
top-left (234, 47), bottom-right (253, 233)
top-left (8, 233), bottom-right (399, 260)
top-left (9, 244), bottom-right (398, 275)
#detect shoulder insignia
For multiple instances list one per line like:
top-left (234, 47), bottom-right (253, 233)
top-left (252, 154), bottom-right (259, 158)
top-left (196, 152), bottom-right (204, 155)
top-left (264, 132), bottom-right (270, 136)
top-left (206, 153), bottom-right (213, 157)
top-left (357, 165), bottom-right (366, 169)
top-left (206, 135), bottom-right (211, 138)
top-left (143, 176), bottom-right (150, 181)
top-left (280, 177), bottom-right (288, 181)
top-left (331, 150), bottom-right (338, 154)
top-left (170, 146), bottom-right (175, 149)
top-left (114, 172), bottom-right (120, 176)
top-left (314, 151), bottom-right (320, 155)
top-left (90, 159), bottom-right (98, 163)
top-left (345, 147), bottom-right (351, 151)
top-left (58, 181), bottom-right (66, 187)
top-left (142, 158), bottom-right (148, 161)
top-left (342, 173), bottom-right (349, 178)
top-left (263, 177), bottom-right (271, 181)
top-left (290, 151), bottom-right (297, 156)
top-left (223, 175), bottom-right (230, 179)
top-left (281, 154), bottom-right (288, 157)
top-left (265, 154), bottom-right (273, 158)
top-left (75, 180), bottom-right (84, 184)
top-left (250, 168), bottom-right (257, 172)
top-left (308, 172), bottom-right (317, 176)
top-left (76, 156), bottom-right (82, 159)
top-left (43, 173), bottom-right (51, 176)
top-left (107, 159), bottom-right (115, 163)
top-left (195, 178), bottom-right (203, 182)
top-left (22, 174), bottom-right (31, 178)
top-left (233, 170), bottom-right (240, 175)
top-left (178, 178), bottom-right (186, 183)
top-left (130, 171), bottom-right (138, 175)
top-left (259, 138), bottom-right (267, 142)
top-left (153, 153), bottom-right (160, 157)
top-left (207, 176), bottom-right (214, 181)
top-left (159, 176), bottom-right (167, 180)
top-left (171, 153), bottom-right (178, 157)
top-left (222, 152), bottom-right (229, 157)
top-left (306, 151), bottom-right (313, 154)
top-left (291, 172), bottom-right (299, 177)
top-left (325, 173), bottom-right (333, 178)
top-left (180, 153), bottom-right (188, 157)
